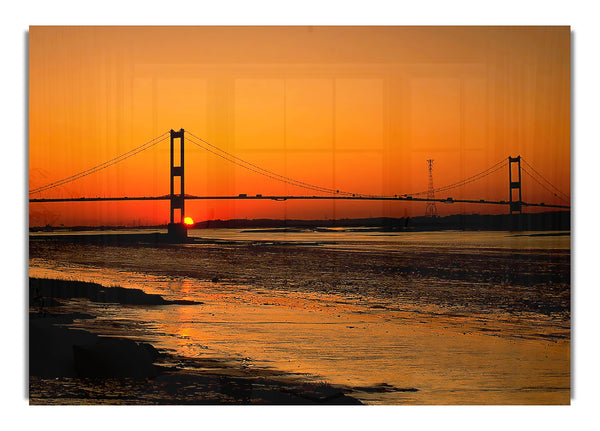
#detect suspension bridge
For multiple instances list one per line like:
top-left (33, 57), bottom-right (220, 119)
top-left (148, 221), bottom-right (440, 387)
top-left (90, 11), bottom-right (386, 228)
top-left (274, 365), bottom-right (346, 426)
top-left (29, 128), bottom-right (570, 237)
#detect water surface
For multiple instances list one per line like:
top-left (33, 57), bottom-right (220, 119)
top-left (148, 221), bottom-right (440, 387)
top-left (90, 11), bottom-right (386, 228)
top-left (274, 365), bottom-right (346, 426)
top-left (29, 229), bottom-right (570, 404)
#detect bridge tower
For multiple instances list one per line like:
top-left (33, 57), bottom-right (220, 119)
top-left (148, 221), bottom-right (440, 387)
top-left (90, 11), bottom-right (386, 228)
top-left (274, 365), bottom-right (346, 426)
top-left (425, 159), bottom-right (438, 217)
top-left (168, 128), bottom-right (187, 240)
top-left (508, 156), bottom-right (522, 215)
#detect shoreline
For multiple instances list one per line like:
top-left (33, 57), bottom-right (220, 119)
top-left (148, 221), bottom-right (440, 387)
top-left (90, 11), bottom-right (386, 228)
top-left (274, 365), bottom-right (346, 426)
top-left (29, 277), bottom-right (363, 405)
top-left (28, 210), bottom-right (571, 233)
top-left (28, 233), bottom-right (570, 405)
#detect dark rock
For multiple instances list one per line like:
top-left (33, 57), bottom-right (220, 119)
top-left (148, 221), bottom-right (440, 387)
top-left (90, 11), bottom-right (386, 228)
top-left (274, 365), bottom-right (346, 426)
top-left (29, 277), bottom-right (202, 306)
top-left (73, 338), bottom-right (160, 378)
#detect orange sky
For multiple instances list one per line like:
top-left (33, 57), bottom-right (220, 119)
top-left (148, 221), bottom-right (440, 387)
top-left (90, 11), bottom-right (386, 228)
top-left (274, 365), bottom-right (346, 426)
top-left (29, 26), bottom-right (570, 227)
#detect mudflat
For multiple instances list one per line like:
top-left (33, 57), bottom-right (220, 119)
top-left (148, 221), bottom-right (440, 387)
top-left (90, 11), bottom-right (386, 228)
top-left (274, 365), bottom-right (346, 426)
top-left (29, 277), bottom-right (362, 405)
top-left (29, 233), bottom-right (570, 404)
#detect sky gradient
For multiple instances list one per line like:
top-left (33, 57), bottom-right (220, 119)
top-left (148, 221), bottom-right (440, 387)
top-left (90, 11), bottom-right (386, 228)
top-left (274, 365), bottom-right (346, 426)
top-left (29, 26), bottom-right (570, 226)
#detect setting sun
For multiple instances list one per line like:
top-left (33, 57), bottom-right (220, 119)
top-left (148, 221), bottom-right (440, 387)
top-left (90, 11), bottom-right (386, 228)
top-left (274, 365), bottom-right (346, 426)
top-left (183, 216), bottom-right (194, 226)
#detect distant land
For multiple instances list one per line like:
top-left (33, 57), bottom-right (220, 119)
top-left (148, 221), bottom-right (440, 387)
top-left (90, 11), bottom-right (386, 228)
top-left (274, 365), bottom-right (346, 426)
top-left (30, 211), bottom-right (570, 232)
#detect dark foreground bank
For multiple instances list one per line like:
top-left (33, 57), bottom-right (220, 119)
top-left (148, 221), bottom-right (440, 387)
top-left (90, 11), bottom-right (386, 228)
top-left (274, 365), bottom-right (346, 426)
top-left (29, 278), bottom-right (362, 405)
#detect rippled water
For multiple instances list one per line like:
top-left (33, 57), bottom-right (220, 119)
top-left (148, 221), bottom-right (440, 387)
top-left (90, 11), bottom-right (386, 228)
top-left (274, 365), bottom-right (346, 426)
top-left (29, 229), bottom-right (570, 404)
top-left (190, 228), bottom-right (570, 249)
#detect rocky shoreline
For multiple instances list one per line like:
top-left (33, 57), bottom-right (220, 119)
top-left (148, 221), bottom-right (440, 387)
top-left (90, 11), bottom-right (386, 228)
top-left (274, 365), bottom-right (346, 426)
top-left (28, 278), bottom-right (362, 405)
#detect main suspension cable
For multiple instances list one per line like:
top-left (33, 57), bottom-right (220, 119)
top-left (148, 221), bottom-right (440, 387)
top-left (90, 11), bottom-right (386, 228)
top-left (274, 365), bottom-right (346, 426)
top-left (521, 157), bottom-right (570, 200)
top-left (521, 166), bottom-right (570, 204)
top-left (29, 132), bottom-right (170, 195)
top-left (186, 131), bottom-right (358, 196)
top-left (408, 158), bottom-right (508, 197)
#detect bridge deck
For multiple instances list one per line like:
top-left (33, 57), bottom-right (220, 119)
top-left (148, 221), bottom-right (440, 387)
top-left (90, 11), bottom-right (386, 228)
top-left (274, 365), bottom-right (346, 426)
top-left (29, 195), bottom-right (570, 209)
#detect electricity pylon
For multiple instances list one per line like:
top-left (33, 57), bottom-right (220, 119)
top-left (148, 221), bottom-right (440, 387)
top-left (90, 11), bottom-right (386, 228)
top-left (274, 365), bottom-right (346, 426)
top-left (425, 159), bottom-right (438, 217)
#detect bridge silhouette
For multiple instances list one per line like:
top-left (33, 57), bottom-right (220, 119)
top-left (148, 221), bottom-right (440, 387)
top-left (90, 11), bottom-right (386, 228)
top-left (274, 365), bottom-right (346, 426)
top-left (29, 129), bottom-right (570, 236)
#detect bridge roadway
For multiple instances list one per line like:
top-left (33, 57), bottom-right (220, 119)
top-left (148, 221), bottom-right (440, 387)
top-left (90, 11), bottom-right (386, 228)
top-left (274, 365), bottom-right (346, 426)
top-left (29, 195), bottom-right (570, 210)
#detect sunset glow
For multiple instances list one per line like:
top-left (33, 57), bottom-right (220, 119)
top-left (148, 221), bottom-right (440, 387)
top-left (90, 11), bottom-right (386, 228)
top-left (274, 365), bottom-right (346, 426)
top-left (28, 26), bottom-right (570, 227)
top-left (183, 217), bottom-right (194, 226)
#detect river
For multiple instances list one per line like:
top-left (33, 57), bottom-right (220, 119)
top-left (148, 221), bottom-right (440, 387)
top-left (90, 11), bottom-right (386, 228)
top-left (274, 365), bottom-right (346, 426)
top-left (29, 228), bottom-right (571, 404)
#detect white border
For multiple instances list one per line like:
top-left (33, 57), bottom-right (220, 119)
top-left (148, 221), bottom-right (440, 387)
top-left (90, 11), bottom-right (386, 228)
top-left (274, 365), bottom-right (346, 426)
top-left (4, 1), bottom-right (599, 430)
